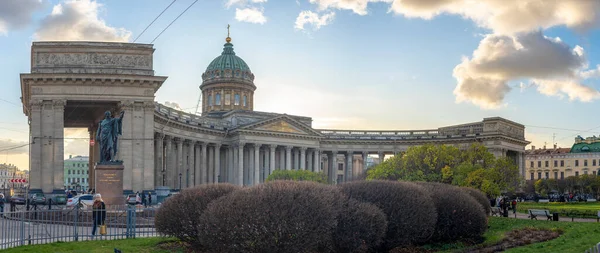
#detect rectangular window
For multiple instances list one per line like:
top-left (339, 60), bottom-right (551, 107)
top-left (584, 160), bottom-right (588, 166)
top-left (243, 95), bottom-right (247, 106)
top-left (561, 160), bottom-right (564, 167)
top-left (217, 93), bottom-right (222, 105)
top-left (208, 95), bottom-right (212, 106)
top-left (545, 172), bottom-right (549, 179)
top-left (576, 171), bottom-right (579, 176)
top-left (554, 172), bottom-right (558, 179)
top-left (554, 160), bottom-right (558, 167)
top-left (561, 172), bottom-right (564, 179)
top-left (575, 160), bottom-right (579, 166)
top-left (538, 172), bottom-right (542, 179)
top-left (584, 170), bottom-right (588, 175)
top-left (530, 161), bottom-right (534, 168)
top-left (545, 161), bottom-right (549, 167)
top-left (234, 94), bottom-right (240, 105)
top-left (595, 160), bottom-right (597, 166)
top-left (224, 94), bottom-right (231, 105)
top-left (338, 163), bottom-right (343, 171)
top-left (538, 161), bottom-right (541, 167)
top-left (530, 173), bottom-right (534, 180)
top-left (594, 171), bottom-right (597, 176)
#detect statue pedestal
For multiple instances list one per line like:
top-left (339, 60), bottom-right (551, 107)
top-left (95, 164), bottom-right (125, 206)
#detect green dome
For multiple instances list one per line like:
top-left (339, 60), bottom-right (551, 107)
top-left (205, 42), bottom-right (251, 72)
top-left (202, 42), bottom-right (254, 84)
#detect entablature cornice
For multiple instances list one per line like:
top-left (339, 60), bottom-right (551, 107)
top-left (154, 114), bottom-right (226, 137)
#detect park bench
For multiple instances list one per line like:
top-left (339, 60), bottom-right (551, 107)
top-left (528, 209), bottom-right (552, 220)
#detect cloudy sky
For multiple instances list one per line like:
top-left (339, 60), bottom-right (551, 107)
top-left (1, 0), bottom-right (600, 171)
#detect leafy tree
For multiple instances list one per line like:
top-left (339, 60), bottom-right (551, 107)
top-left (265, 169), bottom-right (327, 183)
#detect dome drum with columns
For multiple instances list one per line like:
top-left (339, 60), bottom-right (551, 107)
top-left (200, 33), bottom-right (256, 114)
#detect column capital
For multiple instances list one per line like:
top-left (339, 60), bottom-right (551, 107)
top-left (362, 151), bottom-right (368, 155)
top-left (238, 142), bottom-right (246, 148)
top-left (163, 135), bottom-right (172, 141)
top-left (174, 137), bottom-right (183, 144)
top-left (201, 142), bottom-right (209, 147)
top-left (300, 147), bottom-right (307, 151)
top-left (52, 99), bottom-right (67, 107)
top-left (269, 144), bottom-right (277, 149)
top-left (347, 150), bottom-right (354, 154)
top-left (119, 100), bottom-right (134, 109)
top-left (253, 143), bottom-right (262, 148)
top-left (285, 146), bottom-right (293, 151)
top-left (154, 132), bottom-right (163, 139)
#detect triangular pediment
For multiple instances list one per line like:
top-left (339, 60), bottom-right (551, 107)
top-left (240, 115), bottom-right (323, 137)
top-left (255, 120), bottom-right (308, 134)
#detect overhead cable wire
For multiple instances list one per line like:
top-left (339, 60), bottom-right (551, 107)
top-left (151, 0), bottom-right (199, 43)
top-left (133, 0), bottom-right (178, 42)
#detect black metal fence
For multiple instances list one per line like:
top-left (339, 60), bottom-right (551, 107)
top-left (586, 242), bottom-right (600, 253)
top-left (0, 204), bottom-right (157, 250)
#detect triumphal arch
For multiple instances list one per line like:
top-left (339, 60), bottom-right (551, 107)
top-left (20, 37), bottom-right (530, 195)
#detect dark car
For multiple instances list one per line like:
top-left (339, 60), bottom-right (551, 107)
top-left (10, 195), bottom-right (26, 205)
top-left (54, 195), bottom-right (67, 205)
top-left (30, 193), bottom-right (46, 205)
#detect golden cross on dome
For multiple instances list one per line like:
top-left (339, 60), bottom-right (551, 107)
top-left (226, 24), bottom-right (231, 43)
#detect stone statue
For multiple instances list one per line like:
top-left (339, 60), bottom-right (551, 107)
top-left (96, 110), bottom-right (125, 164)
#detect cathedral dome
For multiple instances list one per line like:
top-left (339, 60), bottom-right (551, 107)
top-left (200, 29), bottom-right (256, 115)
top-left (201, 39), bottom-right (254, 84)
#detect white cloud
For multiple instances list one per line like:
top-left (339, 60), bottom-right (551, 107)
top-left (295, 11), bottom-right (335, 30)
top-left (164, 101), bottom-right (182, 110)
top-left (453, 32), bottom-right (591, 108)
top-left (235, 7), bottom-right (267, 24)
top-left (0, 0), bottom-right (44, 35)
top-left (0, 139), bottom-right (29, 155)
top-left (388, 0), bottom-right (600, 35)
top-left (225, 0), bottom-right (267, 8)
top-left (34, 0), bottom-right (131, 42)
top-left (309, 0), bottom-right (392, 15)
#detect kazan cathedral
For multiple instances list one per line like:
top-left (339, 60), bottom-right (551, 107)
top-left (20, 32), bottom-right (530, 195)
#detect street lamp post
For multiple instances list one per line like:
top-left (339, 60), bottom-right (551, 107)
top-left (178, 173), bottom-right (182, 191)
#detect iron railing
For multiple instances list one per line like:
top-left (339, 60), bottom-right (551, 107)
top-left (0, 203), bottom-right (157, 250)
top-left (585, 242), bottom-right (600, 253)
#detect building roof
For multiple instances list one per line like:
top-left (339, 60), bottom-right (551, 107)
top-left (65, 156), bottom-right (89, 162)
top-left (525, 147), bottom-right (570, 155)
top-left (202, 36), bottom-right (254, 85)
top-left (570, 142), bottom-right (600, 153)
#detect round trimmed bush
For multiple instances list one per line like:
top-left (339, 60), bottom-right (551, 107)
top-left (198, 180), bottom-right (344, 253)
top-left (155, 184), bottom-right (240, 246)
top-left (416, 182), bottom-right (487, 242)
top-left (461, 187), bottom-right (492, 216)
top-left (338, 180), bottom-right (437, 250)
top-left (334, 199), bottom-right (388, 253)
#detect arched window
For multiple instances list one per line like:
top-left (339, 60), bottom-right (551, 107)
top-left (243, 95), bottom-right (247, 107)
top-left (215, 93), bottom-right (221, 105)
top-left (208, 95), bottom-right (212, 106)
top-left (234, 94), bottom-right (240, 105)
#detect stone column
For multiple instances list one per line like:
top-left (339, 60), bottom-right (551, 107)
top-left (237, 142), bottom-right (245, 186)
top-left (346, 151), bottom-right (353, 182)
top-left (154, 133), bottom-right (164, 188)
top-left (362, 151), bottom-right (368, 174)
top-left (279, 148), bottom-right (285, 170)
top-left (254, 144), bottom-right (260, 185)
top-left (269, 145), bottom-right (276, 175)
top-left (300, 147), bottom-right (306, 170)
top-left (314, 149), bottom-right (321, 173)
top-left (142, 101), bottom-right (155, 191)
top-left (89, 127), bottom-right (97, 190)
top-left (201, 143), bottom-right (208, 184)
top-left (28, 100), bottom-right (42, 192)
top-left (176, 138), bottom-right (183, 190)
top-left (307, 149), bottom-right (313, 171)
top-left (194, 142), bottom-right (201, 185)
top-left (378, 151), bottom-right (385, 164)
top-left (53, 100), bottom-right (66, 192)
top-left (208, 145), bottom-right (214, 183)
top-left (228, 146), bottom-right (234, 183)
top-left (186, 141), bottom-right (194, 188)
top-left (328, 151), bottom-right (337, 184)
top-left (214, 144), bottom-right (221, 183)
top-left (285, 146), bottom-right (292, 170)
top-left (165, 136), bottom-right (174, 189)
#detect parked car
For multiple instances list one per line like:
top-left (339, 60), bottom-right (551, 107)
top-left (10, 195), bottom-right (26, 205)
top-left (66, 194), bottom-right (94, 208)
top-left (30, 193), bottom-right (46, 205)
top-left (126, 194), bottom-right (141, 205)
top-left (54, 194), bottom-right (67, 205)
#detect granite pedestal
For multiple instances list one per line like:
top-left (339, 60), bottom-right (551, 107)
top-left (95, 163), bottom-right (125, 206)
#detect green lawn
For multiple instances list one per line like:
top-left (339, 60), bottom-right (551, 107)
top-left (3, 218), bottom-right (600, 253)
top-left (516, 202), bottom-right (600, 218)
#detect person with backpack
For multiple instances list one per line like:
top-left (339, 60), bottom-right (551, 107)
top-left (511, 199), bottom-right (517, 215)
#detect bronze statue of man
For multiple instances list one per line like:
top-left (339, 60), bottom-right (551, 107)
top-left (96, 110), bottom-right (125, 163)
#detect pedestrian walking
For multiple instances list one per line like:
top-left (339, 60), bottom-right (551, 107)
top-left (142, 193), bottom-right (147, 208)
top-left (0, 194), bottom-right (5, 217)
top-left (511, 199), bottom-right (517, 215)
top-left (148, 192), bottom-right (152, 207)
top-left (91, 194), bottom-right (106, 238)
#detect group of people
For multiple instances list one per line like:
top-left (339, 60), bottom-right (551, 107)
top-left (134, 191), bottom-right (153, 207)
top-left (490, 197), bottom-right (518, 216)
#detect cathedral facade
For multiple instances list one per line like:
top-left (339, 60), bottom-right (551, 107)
top-left (20, 36), bottom-right (530, 194)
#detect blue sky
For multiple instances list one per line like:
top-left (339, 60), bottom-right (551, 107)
top-left (1, 0), bottom-right (600, 170)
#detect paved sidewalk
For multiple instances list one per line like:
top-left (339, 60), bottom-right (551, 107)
top-left (494, 211), bottom-right (599, 223)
